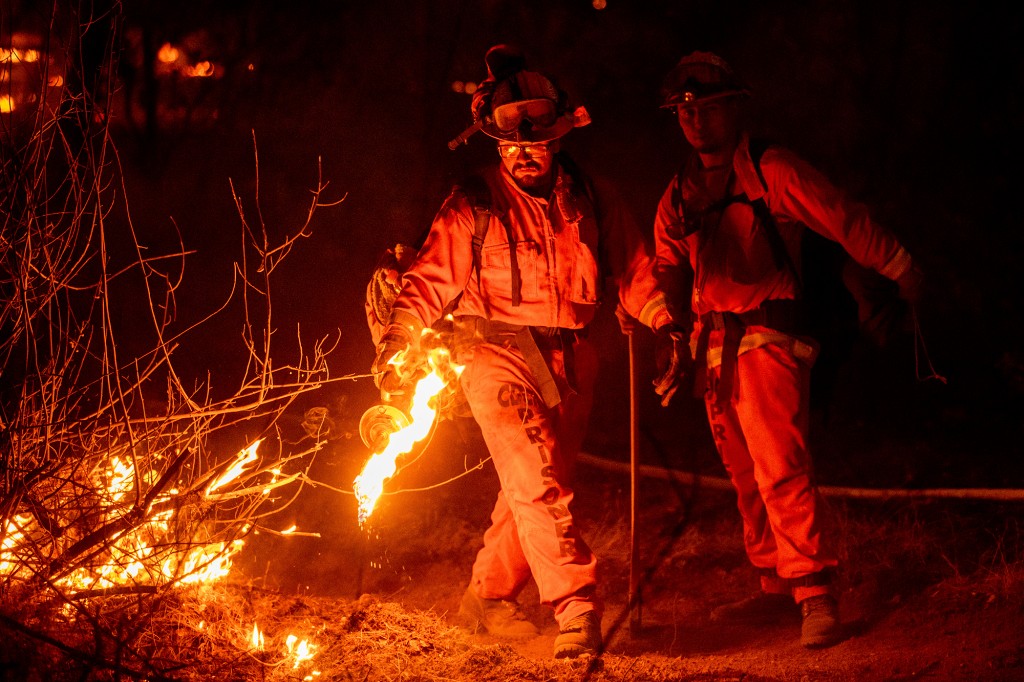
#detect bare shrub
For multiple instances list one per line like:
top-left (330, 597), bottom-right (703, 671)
top-left (1, 4), bottom-right (347, 678)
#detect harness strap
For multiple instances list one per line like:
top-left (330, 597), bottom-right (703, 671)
top-left (692, 322), bottom-right (711, 403)
top-left (462, 175), bottom-right (498, 317)
top-left (454, 316), bottom-right (578, 408)
top-left (471, 205), bottom-right (490, 277)
top-left (751, 197), bottom-right (803, 293)
top-left (463, 174), bottom-right (522, 309)
top-left (693, 299), bottom-right (806, 407)
top-left (501, 220), bottom-right (522, 307)
top-left (515, 327), bottom-right (561, 408)
top-left (716, 313), bottom-right (745, 408)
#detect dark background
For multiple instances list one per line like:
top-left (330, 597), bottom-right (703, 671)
top-left (24, 1), bottom-right (1024, 488)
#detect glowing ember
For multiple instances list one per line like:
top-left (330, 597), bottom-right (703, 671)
top-left (0, 47), bottom-right (39, 63)
top-left (184, 60), bottom-right (215, 77)
top-left (157, 43), bottom-right (179, 64)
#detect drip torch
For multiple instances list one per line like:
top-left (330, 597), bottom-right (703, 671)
top-left (357, 402), bottom-right (411, 453)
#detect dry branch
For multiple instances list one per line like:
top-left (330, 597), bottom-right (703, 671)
top-left (1, 5), bottom-right (348, 678)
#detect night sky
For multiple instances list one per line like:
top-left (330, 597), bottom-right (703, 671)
top-left (31, 0), bottom-right (1024, 482)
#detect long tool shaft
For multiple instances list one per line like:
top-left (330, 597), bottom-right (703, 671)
top-left (628, 332), bottom-right (642, 635)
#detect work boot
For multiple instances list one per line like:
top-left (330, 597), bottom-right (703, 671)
top-left (710, 591), bottom-right (798, 623)
top-left (553, 610), bottom-right (602, 659)
top-left (800, 594), bottom-right (842, 648)
top-left (457, 588), bottom-right (539, 637)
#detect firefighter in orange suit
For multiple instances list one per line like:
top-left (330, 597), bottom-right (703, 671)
top-left (619, 51), bottom-right (925, 648)
top-left (370, 45), bottom-right (670, 659)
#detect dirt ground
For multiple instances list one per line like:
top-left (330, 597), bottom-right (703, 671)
top-left (235, 399), bottom-right (1024, 682)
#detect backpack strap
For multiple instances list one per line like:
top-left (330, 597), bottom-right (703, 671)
top-left (502, 217), bottom-right (522, 307)
top-left (745, 139), bottom-right (804, 294)
top-left (456, 173), bottom-right (522, 309)
top-left (457, 174), bottom-right (492, 277)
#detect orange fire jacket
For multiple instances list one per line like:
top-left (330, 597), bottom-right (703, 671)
top-left (391, 160), bottom-right (669, 335)
top-left (651, 133), bottom-right (916, 364)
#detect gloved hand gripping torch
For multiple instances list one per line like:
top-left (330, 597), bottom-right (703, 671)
top-left (361, 323), bottom-right (425, 452)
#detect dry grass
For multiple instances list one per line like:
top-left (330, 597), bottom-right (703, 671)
top-left (0, 584), bottom-right (745, 681)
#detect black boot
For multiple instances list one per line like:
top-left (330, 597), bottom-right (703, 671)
top-left (800, 594), bottom-right (842, 648)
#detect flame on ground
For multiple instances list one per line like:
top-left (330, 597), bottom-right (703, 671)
top-left (250, 622), bottom-right (318, 671)
top-left (1, 441), bottom-right (270, 592)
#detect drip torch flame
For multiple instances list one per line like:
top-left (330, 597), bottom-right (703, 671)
top-left (353, 370), bottom-right (447, 526)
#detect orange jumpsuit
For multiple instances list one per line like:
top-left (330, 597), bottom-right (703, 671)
top-left (650, 134), bottom-right (916, 601)
top-left (390, 160), bottom-right (667, 626)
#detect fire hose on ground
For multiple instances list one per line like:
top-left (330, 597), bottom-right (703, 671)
top-left (576, 451), bottom-right (1024, 502)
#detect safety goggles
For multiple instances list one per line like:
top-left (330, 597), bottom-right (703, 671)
top-left (497, 142), bottom-right (552, 158)
top-left (492, 98), bottom-right (558, 133)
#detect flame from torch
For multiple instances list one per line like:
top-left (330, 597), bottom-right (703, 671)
top-left (353, 341), bottom-right (461, 527)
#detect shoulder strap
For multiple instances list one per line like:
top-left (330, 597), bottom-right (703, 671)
top-left (745, 139), bottom-right (803, 293)
top-left (748, 138), bottom-right (771, 190)
top-left (455, 173), bottom-right (522, 310)
top-left (454, 174), bottom-right (493, 277)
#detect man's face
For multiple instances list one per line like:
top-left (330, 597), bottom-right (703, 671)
top-left (676, 96), bottom-right (742, 154)
top-left (498, 140), bottom-right (559, 189)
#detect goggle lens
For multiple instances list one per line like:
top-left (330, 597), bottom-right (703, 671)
top-left (494, 99), bottom-right (557, 133)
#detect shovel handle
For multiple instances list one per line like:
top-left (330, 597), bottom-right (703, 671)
top-left (628, 331), bottom-right (642, 635)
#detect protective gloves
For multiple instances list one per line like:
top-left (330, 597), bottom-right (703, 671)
top-left (371, 323), bottom-right (419, 398)
top-left (652, 324), bottom-right (693, 407)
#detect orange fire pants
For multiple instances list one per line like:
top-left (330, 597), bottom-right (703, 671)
top-left (705, 339), bottom-right (837, 603)
top-left (459, 335), bottom-right (601, 627)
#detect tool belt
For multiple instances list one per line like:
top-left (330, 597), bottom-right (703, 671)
top-left (453, 315), bottom-right (580, 408)
top-left (693, 299), bottom-right (806, 407)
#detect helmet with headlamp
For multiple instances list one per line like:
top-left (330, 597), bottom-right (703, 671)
top-left (449, 44), bottom-right (590, 148)
top-left (659, 51), bottom-right (750, 109)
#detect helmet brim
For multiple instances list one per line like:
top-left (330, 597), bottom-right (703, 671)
top-left (660, 88), bottom-right (749, 109)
